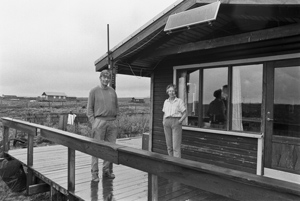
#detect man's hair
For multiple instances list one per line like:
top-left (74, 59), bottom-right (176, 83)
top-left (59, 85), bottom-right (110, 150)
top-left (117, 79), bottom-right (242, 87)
top-left (213, 89), bottom-right (222, 99)
top-left (166, 84), bottom-right (177, 94)
top-left (100, 69), bottom-right (111, 78)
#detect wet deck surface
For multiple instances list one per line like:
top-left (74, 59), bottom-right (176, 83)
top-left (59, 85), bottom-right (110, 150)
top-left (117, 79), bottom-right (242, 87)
top-left (7, 136), bottom-right (235, 200)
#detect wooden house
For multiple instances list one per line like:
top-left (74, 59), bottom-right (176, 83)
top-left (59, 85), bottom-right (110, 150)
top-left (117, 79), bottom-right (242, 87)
top-left (2, 95), bottom-right (18, 100)
top-left (41, 92), bottom-right (67, 102)
top-left (66, 96), bottom-right (77, 101)
top-left (131, 97), bottom-right (145, 103)
top-left (95, 0), bottom-right (300, 186)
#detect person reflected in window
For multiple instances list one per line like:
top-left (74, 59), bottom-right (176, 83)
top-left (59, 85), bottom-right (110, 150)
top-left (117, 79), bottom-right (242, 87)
top-left (222, 85), bottom-right (228, 108)
top-left (207, 89), bottom-right (226, 128)
top-left (162, 84), bottom-right (186, 158)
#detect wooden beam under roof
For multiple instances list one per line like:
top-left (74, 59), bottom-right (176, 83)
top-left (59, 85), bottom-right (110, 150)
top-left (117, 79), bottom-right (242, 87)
top-left (142, 23), bottom-right (300, 59)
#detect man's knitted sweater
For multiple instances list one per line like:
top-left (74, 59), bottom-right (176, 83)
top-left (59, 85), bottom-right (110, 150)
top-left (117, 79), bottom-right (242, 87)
top-left (87, 85), bottom-right (118, 124)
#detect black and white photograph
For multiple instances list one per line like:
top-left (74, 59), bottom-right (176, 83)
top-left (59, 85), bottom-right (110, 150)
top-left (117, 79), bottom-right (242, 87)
top-left (1, 1), bottom-right (300, 200)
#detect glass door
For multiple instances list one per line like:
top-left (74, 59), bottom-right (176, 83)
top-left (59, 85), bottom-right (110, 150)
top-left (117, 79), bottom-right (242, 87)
top-left (264, 59), bottom-right (300, 183)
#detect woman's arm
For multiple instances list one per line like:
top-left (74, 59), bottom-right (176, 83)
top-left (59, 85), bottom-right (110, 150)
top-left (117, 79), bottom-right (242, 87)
top-left (179, 110), bottom-right (187, 124)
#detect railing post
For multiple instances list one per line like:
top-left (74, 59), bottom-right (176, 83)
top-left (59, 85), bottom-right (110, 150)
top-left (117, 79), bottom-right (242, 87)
top-left (148, 174), bottom-right (158, 201)
top-left (58, 114), bottom-right (68, 131)
top-left (256, 137), bottom-right (264, 175)
top-left (27, 129), bottom-right (35, 166)
top-left (68, 147), bottom-right (75, 197)
top-left (3, 126), bottom-right (9, 153)
top-left (148, 73), bottom-right (158, 201)
top-left (26, 128), bottom-right (36, 195)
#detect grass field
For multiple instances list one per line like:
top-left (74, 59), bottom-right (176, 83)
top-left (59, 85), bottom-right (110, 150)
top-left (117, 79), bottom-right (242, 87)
top-left (0, 97), bottom-right (150, 141)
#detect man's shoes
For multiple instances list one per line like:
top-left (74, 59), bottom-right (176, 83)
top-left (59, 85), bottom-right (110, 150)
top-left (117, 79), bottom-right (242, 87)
top-left (103, 172), bottom-right (115, 179)
top-left (91, 173), bottom-right (100, 182)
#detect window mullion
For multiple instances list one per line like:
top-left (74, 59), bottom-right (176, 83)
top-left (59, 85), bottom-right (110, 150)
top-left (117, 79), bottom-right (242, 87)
top-left (198, 69), bottom-right (203, 127)
top-left (228, 66), bottom-right (232, 131)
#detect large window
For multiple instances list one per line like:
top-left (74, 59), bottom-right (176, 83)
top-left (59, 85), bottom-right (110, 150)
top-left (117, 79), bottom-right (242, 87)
top-left (203, 68), bottom-right (228, 130)
top-left (232, 65), bottom-right (262, 132)
top-left (177, 64), bottom-right (263, 133)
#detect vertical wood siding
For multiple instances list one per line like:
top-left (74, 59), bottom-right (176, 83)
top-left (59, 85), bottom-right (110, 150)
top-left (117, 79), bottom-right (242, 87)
top-left (152, 63), bottom-right (173, 156)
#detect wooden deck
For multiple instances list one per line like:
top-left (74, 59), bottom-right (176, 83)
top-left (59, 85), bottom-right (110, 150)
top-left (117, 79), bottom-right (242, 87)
top-left (7, 137), bottom-right (234, 201)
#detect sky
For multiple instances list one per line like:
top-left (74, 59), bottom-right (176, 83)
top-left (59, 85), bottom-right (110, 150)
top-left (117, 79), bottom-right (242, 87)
top-left (0, 0), bottom-right (177, 98)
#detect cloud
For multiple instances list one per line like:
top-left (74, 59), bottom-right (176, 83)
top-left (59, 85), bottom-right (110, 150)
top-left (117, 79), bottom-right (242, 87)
top-left (116, 75), bottom-right (150, 98)
top-left (0, 0), bottom-right (176, 97)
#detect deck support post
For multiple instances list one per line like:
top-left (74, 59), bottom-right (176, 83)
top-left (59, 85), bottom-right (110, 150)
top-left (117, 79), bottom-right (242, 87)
top-left (3, 126), bottom-right (10, 153)
top-left (147, 72), bottom-right (158, 201)
top-left (68, 148), bottom-right (75, 193)
top-left (148, 174), bottom-right (158, 201)
top-left (51, 187), bottom-right (67, 201)
top-left (256, 137), bottom-right (264, 175)
top-left (58, 115), bottom-right (68, 131)
top-left (26, 128), bottom-right (36, 195)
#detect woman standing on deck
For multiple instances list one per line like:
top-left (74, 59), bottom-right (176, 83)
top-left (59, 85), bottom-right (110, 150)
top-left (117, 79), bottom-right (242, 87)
top-left (162, 84), bottom-right (186, 158)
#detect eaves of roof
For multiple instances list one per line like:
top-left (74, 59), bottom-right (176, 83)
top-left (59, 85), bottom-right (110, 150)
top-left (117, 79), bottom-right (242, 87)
top-left (94, 0), bottom-right (300, 73)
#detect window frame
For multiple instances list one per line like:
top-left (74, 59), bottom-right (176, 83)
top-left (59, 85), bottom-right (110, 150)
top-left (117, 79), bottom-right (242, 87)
top-left (177, 66), bottom-right (230, 130)
top-left (173, 54), bottom-right (300, 137)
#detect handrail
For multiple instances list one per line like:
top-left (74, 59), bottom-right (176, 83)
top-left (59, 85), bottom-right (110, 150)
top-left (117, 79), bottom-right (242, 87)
top-left (1, 117), bottom-right (123, 163)
top-left (1, 117), bottom-right (300, 201)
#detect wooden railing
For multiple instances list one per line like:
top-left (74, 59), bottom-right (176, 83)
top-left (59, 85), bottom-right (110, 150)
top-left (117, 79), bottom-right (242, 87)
top-left (1, 117), bottom-right (300, 201)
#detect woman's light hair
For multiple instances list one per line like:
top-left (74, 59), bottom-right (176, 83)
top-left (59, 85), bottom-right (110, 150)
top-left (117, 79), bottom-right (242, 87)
top-left (166, 84), bottom-right (177, 94)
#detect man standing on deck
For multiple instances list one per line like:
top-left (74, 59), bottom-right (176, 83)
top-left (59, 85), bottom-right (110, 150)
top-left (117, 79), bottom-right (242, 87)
top-left (87, 69), bottom-right (118, 182)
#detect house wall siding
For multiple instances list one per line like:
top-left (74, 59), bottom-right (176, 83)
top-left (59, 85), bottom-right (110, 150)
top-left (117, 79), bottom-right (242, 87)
top-left (151, 35), bottom-right (300, 174)
top-left (152, 62), bottom-right (173, 157)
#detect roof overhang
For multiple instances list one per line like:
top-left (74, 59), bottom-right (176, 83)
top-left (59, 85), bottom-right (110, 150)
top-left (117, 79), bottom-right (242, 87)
top-left (95, 0), bottom-right (198, 70)
top-left (94, 0), bottom-right (300, 77)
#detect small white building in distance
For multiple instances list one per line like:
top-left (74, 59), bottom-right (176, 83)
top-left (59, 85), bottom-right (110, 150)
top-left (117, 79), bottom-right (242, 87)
top-left (41, 92), bottom-right (67, 102)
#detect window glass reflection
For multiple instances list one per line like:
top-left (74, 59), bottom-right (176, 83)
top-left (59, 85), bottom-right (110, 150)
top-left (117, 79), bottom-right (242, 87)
top-left (232, 65), bottom-right (262, 132)
top-left (178, 70), bottom-right (199, 126)
top-left (203, 68), bottom-right (228, 130)
top-left (274, 66), bottom-right (300, 138)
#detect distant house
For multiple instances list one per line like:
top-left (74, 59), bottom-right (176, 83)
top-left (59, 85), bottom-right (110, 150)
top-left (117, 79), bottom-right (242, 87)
top-left (131, 97), bottom-right (145, 103)
top-left (66, 96), bottom-right (77, 101)
top-left (2, 95), bottom-right (18, 100)
top-left (41, 92), bottom-right (67, 102)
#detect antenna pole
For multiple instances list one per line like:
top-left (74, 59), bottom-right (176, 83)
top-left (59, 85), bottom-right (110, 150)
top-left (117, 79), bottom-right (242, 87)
top-left (107, 24), bottom-right (116, 89)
